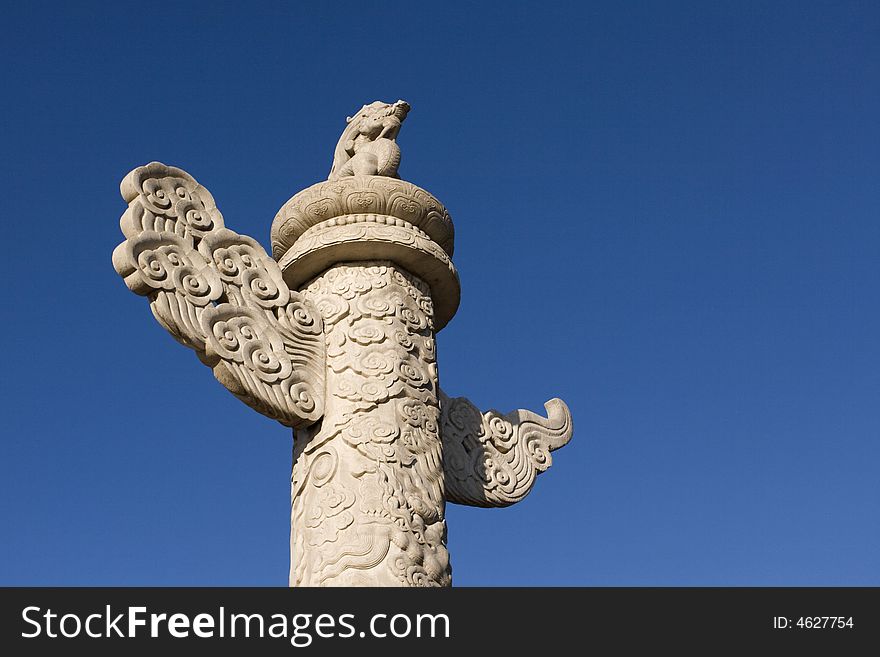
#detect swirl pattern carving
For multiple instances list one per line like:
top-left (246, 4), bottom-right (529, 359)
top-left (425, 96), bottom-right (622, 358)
top-left (291, 262), bottom-right (450, 587)
top-left (439, 392), bottom-right (573, 508)
top-left (113, 162), bottom-right (325, 427)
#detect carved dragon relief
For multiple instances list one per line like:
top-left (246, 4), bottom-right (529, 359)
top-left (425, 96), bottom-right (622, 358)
top-left (112, 100), bottom-right (574, 586)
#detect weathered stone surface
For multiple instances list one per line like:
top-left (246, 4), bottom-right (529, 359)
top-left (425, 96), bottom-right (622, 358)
top-left (112, 100), bottom-right (574, 586)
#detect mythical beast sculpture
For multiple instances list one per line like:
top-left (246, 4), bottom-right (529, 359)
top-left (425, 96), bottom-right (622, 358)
top-left (329, 100), bottom-right (410, 180)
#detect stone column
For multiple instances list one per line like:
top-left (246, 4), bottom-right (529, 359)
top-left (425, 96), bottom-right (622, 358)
top-left (113, 101), bottom-right (573, 588)
top-left (290, 262), bottom-right (448, 586)
top-left (272, 179), bottom-right (460, 587)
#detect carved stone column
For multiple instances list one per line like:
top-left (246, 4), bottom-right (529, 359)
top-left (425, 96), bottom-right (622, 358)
top-left (112, 100), bottom-right (573, 588)
top-left (271, 171), bottom-right (460, 586)
top-left (290, 262), bottom-right (447, 586)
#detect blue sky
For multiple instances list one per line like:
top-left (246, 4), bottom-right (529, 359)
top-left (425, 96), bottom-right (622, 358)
top-left (1, 1), bottom-right (877, 585)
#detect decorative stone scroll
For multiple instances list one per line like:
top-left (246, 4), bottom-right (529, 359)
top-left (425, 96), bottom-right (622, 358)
top-left (439, 393), bottom-right (573, 507)
top-left (112, 100), bottom-right (574, 586)
top-left (112, 163), bottom-right (325, 428)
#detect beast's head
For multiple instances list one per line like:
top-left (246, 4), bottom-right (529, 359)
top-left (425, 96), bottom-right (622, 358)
top-left (349, 100), bottom-right (410, 140)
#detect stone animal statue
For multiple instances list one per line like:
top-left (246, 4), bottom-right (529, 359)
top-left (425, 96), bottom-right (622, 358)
top-left (328, 100), bottom-right (410, 180)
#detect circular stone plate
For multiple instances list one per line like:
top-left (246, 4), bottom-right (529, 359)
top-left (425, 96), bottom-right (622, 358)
top-left (271, 176), bottom-right (454, 261)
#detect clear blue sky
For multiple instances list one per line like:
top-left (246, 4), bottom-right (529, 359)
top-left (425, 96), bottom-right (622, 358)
top-left (1, 1), bottom-right (877, 585)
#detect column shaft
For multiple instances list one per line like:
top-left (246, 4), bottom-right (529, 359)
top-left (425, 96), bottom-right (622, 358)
top-left (290, 261), bottom-right (450, 586)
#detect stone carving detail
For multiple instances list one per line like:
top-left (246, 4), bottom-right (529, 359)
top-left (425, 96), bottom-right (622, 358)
top-left (271, 175), bottom-right (454, 260)
top-left (328, 100), bottom-right (410, 181)
top-left (112, 162), bottom-right (325, 427)
top-left (112, 101), bottom-right (574, 587)
top-left (439, 393), bottom-right (573, 507)
top-left (292, 262), bottom-right (449, 586)
top-left (276, 214), bottom-right (460, 330)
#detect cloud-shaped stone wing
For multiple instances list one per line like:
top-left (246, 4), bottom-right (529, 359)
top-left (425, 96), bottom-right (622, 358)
top-left (439, 391), bottom-right (573, 507)
top-left (112, 162), bottom-right (325, 428)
